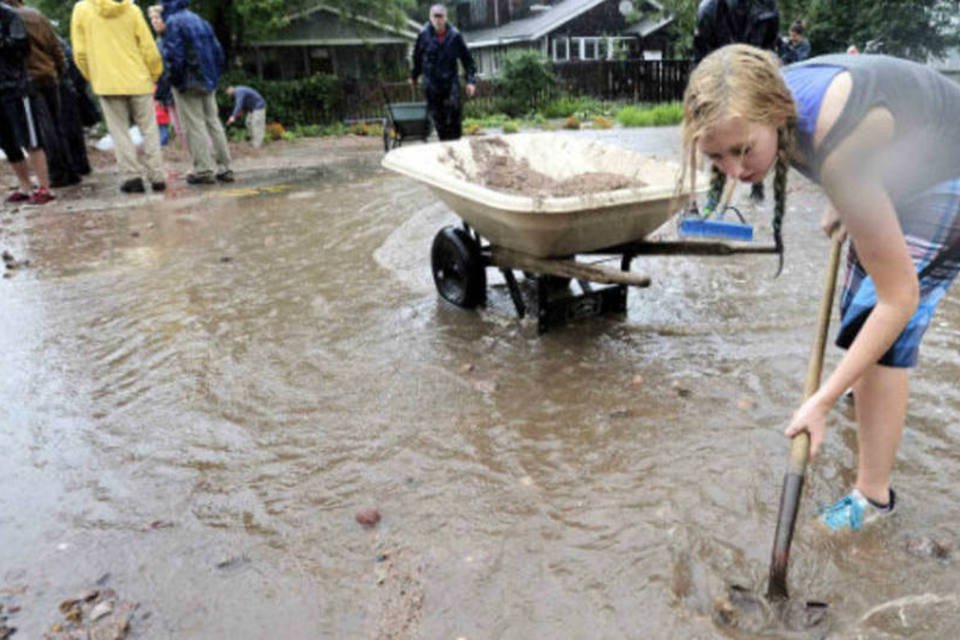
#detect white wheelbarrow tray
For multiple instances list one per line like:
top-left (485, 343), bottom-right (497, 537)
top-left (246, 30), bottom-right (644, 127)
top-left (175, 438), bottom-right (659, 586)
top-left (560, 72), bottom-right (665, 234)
top-left (382, 132), bottom-right (701, 258)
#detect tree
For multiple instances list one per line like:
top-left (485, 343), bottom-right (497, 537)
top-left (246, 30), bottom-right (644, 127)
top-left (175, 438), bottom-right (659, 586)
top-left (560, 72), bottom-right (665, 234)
top-left (26, 0), bottom-right (417, 63)
top-left (806, 0), bottom-right (959, 59)
top-left (653, 0), bottom-right (698, 57)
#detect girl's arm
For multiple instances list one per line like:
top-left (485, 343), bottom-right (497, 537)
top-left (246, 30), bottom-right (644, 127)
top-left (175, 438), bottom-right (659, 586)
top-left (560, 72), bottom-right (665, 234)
top-left (785, 107), bottom-right (919, 456)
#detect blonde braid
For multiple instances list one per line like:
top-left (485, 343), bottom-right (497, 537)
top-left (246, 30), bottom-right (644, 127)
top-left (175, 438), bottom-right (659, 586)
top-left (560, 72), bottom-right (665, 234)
top-left (772, 127), bottom-right (790, 276)
top-left (708, 164), bottom-right (725, 213)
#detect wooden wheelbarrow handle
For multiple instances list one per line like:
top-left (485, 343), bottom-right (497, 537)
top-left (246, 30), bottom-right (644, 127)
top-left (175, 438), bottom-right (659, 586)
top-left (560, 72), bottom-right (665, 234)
top-left (766, 235), bottom-right (843, 600)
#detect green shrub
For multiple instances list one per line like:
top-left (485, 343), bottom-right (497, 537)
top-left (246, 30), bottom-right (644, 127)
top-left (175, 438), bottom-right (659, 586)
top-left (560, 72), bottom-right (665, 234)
top-left (539, 95), bottom-right (605, 119)
top-left (502, 121), bottom-right (520, 134)
top-left (496, 49), bottom-right (556, 117)
top-left (616, 102), bottom-right (683, 127)
top-left (464, 114), bottom-right (509, 128)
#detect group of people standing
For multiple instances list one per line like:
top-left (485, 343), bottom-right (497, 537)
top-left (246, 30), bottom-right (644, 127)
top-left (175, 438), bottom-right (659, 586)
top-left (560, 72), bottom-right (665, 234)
top-left (1, 0), bottom-right (267, 203)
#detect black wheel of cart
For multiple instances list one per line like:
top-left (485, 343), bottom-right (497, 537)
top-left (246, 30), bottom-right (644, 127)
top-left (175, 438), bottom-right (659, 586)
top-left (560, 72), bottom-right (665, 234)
top-left (382, 119), bottom-right (391, 152)
top-left (431, 226), bottom-right (486, 308)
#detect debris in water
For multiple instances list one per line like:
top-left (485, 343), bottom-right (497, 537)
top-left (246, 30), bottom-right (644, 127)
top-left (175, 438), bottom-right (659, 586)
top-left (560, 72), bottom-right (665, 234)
top-left (671, 380), bottom-right (692, 398)
top-left (356, 507), bottom-right (381, 527)
top-left (904, 535), bottom-right (952, 560)
top-left (2, 250), bottom-right (29, 272)
top-left (49, 588), bottom-right (138, 640)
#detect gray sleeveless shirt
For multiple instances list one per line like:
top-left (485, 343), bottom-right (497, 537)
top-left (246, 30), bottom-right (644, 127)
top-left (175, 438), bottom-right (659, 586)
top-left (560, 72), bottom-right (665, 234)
top-left (791, 54), bottom-right (960, 203)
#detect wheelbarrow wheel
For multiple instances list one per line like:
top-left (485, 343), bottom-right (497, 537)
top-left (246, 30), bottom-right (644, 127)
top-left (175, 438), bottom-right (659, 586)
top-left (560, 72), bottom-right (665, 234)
top-left (431, 226), bottom-right (486, 308)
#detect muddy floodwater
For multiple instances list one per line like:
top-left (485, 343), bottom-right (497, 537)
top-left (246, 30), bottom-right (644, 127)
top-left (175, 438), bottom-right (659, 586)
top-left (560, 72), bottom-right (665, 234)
top-left (2, 129), bottom-right (960, 639)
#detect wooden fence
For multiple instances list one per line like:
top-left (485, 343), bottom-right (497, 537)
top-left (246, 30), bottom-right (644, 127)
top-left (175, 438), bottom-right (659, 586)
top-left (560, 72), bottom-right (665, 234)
top-left (341, 59), bottom-right (691, 121)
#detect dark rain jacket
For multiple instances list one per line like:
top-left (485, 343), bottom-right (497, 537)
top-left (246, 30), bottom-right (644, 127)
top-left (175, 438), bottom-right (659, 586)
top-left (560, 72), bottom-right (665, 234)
top-left (0, 3), bottom-right (29, 97)
top-left (161, 0), bottom-right (224, 93)
top-left (693, 0), bottom-right (779, 63)
top-left (411, 23), bottom-right (476, 96)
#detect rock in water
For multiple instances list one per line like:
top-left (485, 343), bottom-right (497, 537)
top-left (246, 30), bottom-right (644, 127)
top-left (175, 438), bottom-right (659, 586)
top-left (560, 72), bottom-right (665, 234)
top-left (356, 507), bottom-right (381, 527)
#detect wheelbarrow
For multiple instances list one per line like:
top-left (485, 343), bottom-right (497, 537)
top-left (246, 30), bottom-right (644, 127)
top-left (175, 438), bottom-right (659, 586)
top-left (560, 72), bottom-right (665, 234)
top-left (381, 84), bottom-right (432, 152)
top-left (382, 133), bottom-right (777, 333)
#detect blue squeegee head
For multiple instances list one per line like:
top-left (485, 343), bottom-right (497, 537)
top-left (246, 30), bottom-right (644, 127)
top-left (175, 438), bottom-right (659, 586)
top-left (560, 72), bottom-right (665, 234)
top-left (679, 218), bottom-right (754, 241)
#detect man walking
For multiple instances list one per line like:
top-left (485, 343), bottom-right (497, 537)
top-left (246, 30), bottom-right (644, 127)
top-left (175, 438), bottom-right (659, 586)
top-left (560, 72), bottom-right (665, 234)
top-left (161, 0), bottom-right (233, 185)
top-left (71, 0), bottom-right (166, 194)
top-left (225, 84), bottom-right (266, 148)
top-left (0, 1), bottom-right (55, 205)
top-left (410, 4), bottom-right (476, 141)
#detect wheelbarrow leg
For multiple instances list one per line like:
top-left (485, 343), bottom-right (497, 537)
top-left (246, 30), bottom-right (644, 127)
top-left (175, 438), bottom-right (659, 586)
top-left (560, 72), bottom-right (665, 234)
top-left (501, 269), bottom-right (526, 319)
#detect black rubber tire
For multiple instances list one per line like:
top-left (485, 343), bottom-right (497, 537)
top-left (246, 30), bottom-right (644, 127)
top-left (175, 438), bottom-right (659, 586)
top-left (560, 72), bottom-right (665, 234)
top-left (430, 226), bottom-right (486, 308)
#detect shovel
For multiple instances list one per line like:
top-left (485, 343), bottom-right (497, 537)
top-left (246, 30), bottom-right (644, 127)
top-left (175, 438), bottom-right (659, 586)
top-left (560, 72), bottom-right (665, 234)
top-left (766, 234), bottom-right (843, 600)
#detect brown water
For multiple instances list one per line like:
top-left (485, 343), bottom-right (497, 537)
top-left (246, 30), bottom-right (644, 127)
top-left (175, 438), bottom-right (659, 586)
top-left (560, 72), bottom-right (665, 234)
top-left (2, 130), bottom-right (959, 639)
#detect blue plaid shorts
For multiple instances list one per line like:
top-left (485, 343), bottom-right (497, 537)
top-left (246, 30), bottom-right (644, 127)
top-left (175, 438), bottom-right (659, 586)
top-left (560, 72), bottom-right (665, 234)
top-left (836, 178), bottom-right (960, 368)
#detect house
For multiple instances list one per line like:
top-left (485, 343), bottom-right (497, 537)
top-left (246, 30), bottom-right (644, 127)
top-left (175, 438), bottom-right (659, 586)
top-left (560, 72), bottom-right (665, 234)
top-left (457, 0), bottom-right (675, 77)
top-left (242, 4), bottom-right (418, 80)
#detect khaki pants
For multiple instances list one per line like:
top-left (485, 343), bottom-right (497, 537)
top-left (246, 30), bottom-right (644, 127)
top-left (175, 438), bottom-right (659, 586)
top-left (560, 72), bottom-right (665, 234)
top-left (172, 88), bottom-right (231, 176)
top-left (245, 108), bottom-right (266, 148)
top-left (99, 94), bottom-right (164, 184)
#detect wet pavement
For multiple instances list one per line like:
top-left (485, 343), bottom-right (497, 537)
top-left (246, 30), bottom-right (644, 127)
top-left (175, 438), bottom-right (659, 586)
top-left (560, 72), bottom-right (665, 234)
top-left (2, 129), bottom-right (959, 639)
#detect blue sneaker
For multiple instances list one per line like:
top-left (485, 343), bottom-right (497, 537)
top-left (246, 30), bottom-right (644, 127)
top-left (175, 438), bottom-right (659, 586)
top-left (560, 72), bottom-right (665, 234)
top-left (818, 489), bottom-right (896, 532)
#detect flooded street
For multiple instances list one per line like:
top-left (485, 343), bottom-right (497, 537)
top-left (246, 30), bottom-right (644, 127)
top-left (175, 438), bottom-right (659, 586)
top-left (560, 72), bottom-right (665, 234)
top-left (2, 129), bottom-right (959, 639)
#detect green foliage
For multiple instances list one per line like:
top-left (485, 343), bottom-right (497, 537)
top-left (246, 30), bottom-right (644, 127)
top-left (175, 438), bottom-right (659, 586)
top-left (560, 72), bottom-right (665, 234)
top-left (290, 123), bottom-right (350, 137)
top-left (501, 121), bottom-right (520, 134)
top-left (227, 126), bottom-right (248, 143)
top-left (28, 0), bottom-right (417, 58)
top-left (539, 96), bottom-right (607, 119)
top-left (463, 96), bottom-right (514, 119)
top-left (464, 114), bottom-right (510, 128)
top-left (806, 0), bottom-right (958, 60)
top-left (654, 0), bottom-right (699, 58)
top-left (496, 49), bottom-right (557, 117)
top-left (616, 102), bottom-right (683, 127)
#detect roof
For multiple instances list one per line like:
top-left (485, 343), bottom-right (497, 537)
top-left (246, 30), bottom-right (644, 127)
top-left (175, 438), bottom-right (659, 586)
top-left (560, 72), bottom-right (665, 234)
top-left (463, 0), bottom-right (667, 48)
top-left (623, 14), bottom-right (674, 38)
top-left (250, 4), bottom-right (418, 47)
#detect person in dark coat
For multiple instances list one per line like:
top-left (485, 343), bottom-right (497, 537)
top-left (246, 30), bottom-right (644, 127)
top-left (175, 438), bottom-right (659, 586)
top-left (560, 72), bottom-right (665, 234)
top-left (161, 0), bottom-right (232, 184)
top-left (409, 3), bottom-right (476, 141)
top-left (57, 36), bottom-right (92, 176)
top-left (693, 0), bottom-right (780, 205)
top-left (779, 20), bottom-right (811, 65)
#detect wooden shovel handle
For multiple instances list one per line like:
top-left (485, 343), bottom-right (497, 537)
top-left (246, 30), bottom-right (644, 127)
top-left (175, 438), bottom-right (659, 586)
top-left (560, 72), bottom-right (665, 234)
top-left (788, 235), bottom-right (843, 474)
top-left (767, 234), bottom-right (843, 600)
